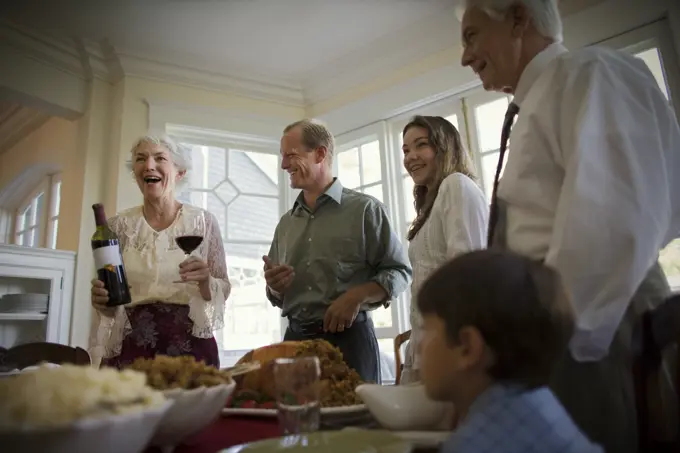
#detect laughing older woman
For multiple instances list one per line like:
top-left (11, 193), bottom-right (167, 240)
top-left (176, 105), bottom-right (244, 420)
top-left (90, 135), bottom-right (231, 368)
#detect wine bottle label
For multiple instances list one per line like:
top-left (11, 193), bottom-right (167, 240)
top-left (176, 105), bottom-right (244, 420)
top-left (93, 245), bottom-right (122, 269)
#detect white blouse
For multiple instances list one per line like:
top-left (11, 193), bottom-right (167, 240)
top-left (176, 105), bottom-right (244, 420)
top-left (404, 173), bottom-right (488, 375)
top-left (90, 204), bottom-right (231, 361)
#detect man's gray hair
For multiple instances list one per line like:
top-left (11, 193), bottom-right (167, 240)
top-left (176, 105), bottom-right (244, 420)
top-left (284, 119), bottom-right (336, 164)
top-left (127, 134), bottom-right (191, 190)
top-left (457, 0), bottom-right (563, 42)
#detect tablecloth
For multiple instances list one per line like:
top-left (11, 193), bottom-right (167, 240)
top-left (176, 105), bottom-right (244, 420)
top-left (146, 416), bottom-right (282, 453)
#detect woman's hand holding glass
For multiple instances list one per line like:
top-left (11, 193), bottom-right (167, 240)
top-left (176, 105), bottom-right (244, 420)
top-left (179, 257), bottom-right (211, 300)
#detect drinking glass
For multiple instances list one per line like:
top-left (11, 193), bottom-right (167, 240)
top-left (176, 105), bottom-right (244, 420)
top-left (273, 356), bottom-right (321, 434)
top-left (173, 210), bottom-right (205, 284)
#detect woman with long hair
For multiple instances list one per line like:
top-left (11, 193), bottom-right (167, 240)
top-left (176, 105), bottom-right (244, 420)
top-left (401, 115), bottom-right (488, 384)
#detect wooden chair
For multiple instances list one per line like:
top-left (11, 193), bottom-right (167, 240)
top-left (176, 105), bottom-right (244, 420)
top-left (394, 329), bottom-right (411, 385)
top-left (0, 342), bottom-right (91, 370)
top-left (632, 294), bottom-right (680, 452)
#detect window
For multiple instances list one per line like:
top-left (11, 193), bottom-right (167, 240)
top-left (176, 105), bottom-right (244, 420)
top-left (337, 139), bottom-right (384, 202)
top-left (176, 142), bottom-right (285, 366)
top-left (464, 91), bottom-right (513, 199)
top-left (13, 174), bottom-right (61, 249)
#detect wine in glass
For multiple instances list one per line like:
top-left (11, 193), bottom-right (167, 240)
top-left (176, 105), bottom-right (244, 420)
top-left (174, 210), bottom-right (205, 283)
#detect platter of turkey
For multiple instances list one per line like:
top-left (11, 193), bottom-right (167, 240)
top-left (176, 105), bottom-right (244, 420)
top-left (223, 339), bottom-right (367, 417)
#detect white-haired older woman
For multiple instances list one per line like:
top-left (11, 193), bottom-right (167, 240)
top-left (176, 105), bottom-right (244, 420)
top-left (89, 135), bottom-right (231, 368)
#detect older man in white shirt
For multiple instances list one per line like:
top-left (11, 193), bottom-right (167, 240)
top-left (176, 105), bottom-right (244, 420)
top-left (457, 0), bottom-right (680, 452)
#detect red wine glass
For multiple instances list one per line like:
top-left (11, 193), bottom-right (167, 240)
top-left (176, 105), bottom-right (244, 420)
top-left (173, 210), bottom-right (205, 284)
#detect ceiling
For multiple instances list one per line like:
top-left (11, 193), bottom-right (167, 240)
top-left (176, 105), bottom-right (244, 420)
top-left (0, 0), bottom-right (602, 89)
top-left (0, 0), bottom-right (604, 153)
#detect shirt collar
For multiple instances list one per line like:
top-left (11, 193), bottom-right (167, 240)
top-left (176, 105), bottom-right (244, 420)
top-left (513, 42), bottom-right (568, 107)
top-left (293, 178), bottom-right (344, 211)
top-left (465, 383), bottom-right (526, 419)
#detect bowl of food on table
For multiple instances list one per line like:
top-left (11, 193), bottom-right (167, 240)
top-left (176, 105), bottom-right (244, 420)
top-left (123, 354), bottom-right (237, 450)
top-left (226, 339), bottom-right (369, 423)
top-left (355, 383), bottom-right (453, 431)
top-left (0, 364), bottom-right (172, 453)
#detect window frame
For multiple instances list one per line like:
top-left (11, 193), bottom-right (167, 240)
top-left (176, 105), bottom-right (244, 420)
top-left (334, 123), bottom-right (404, 340)
top-left (167, 125), bottom-right (290, 363)
top-left (13, 174), bottom-right (61, 249)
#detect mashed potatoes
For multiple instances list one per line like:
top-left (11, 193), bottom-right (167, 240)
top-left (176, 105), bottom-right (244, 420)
top-left (0, 364), bottom-right (166, 430)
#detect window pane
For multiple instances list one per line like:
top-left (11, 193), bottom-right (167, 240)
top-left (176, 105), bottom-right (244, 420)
top-left (474, 98), bottom-right (510, 152)
top-left (481, 151), bottom-right (501, 199)
top-left (179, 143), bottom-right (285, 365)
top-left (337, 147), bottom-right (361, 188)
top-left (635, 48), bottom-right (669, 99)
top-left (372, 306), bottom-right (393, 329)
top-left (377, 338), bottom-right (397, 384)
top-left (28, 227), bottom-right (38, 247)
top-left (445, 114), bottom-right (459, 130)
top-left (49, 219), bottom-right (59, 249)
top-left (403, 175), bottom-right (416, 223)
top-left (363, 184), bottom-right (384, 203)
top-left (360, 141), bottom-right (382, 185)
top-left (53, 181), bottom-right (62, 217)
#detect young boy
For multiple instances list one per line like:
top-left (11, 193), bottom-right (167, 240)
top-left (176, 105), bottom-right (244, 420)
top-left (417, 249), bottom-right (603, 453)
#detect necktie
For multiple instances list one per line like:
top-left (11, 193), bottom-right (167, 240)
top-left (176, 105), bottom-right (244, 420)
top-left (487, 102), bottom-right (519, 247)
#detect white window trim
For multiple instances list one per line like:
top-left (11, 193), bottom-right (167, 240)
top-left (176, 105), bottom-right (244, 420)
top-left (335, 123), bottom-right (405, 339)
top-left (45, 174), bottom-right (62, 249)
top-left (13, 177), bottom-right (50, 248)
top-left (165, 125), bottom-right (291, 348)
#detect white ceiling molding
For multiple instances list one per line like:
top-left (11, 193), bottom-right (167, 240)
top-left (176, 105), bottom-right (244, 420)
top-left (301, 5), bottom-right (461, 105)
top-left (119, 53), bottom-right (305, 108)
top-left (146, 98), bottom-right (293, 145)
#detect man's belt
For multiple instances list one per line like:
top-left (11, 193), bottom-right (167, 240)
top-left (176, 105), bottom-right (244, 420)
top-left (288, 311), bottom-right (368, 337)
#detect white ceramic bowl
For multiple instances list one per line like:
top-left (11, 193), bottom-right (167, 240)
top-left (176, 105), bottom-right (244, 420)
top-left (151, 381), bottom-right (236, 448)
top-left (356, 383), bottom-right (451, 431)
top-left (0, 400), bottom-right (173, 453)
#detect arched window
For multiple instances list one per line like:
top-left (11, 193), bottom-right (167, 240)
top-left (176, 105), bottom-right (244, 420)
top-left (13, 174), bottom-right (61, 249)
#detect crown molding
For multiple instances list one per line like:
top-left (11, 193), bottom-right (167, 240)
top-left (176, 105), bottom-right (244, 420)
top-left (301, 6), bottom-right (460, 105)
top-left (118, 52), bottom-right (305, 108)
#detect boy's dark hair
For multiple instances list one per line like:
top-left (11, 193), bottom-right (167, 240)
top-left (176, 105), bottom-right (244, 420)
top-left (417, 249), bottom-right (574, 389)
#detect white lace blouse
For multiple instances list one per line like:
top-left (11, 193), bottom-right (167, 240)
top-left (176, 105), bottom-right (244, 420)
top-left (403, 173), bottom-right (488, 378)
top-left (90, 204), bottom-right (231, 360)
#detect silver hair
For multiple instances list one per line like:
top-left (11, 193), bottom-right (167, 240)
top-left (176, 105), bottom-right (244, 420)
top-left (457, 0), bottom-right (563, 42)
top-left (126, 134), bottom-right (191, 190)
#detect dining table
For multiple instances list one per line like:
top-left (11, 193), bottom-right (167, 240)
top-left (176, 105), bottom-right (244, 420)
top-left (145, 416), bottom-right (282, 453)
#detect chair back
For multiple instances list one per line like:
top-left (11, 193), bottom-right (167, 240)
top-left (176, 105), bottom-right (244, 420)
top-left (394, 330), bottom-right (412, 385)
top-left (632, 293), bottom-right (680, 452)
top-left (0, 342), bottom-right (91, 370)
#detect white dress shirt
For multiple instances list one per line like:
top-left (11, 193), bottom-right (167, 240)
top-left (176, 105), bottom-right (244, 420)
top-left (500, 42), bottom-right (680, 361)
top-left (404, 173), bottom-right (488, 374)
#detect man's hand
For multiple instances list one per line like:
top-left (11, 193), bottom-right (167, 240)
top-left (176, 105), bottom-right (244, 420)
top-left (323, 291), bottom-right (363, 333)
top-left (262, 256), bottom-right (294, 294)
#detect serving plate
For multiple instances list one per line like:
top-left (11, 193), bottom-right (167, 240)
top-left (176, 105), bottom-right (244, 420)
top-left (222, 404), bottom-right (367, 418)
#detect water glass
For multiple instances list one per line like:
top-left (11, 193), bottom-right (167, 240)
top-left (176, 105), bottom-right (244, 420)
top-left (273, 356), bottom-right (321, 434)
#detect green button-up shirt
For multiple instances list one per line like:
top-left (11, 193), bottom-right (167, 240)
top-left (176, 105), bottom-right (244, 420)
top-left (266, 178), bottom-right (412, 322)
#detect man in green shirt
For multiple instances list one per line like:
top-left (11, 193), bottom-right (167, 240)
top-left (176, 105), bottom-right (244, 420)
top-left (263, 119), bottom-right (412, 383)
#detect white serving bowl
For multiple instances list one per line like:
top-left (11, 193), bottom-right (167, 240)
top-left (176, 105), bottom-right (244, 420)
top-left (151, 381), bottom-right (236, 448)
top-left (356, 383), bottom-right (451, 431)
top-left (0, 400), bottom-right (173, 453)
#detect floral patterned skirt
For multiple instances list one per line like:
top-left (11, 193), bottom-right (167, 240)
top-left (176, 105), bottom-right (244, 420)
top-left (101, 303), bottom-right (219, 369)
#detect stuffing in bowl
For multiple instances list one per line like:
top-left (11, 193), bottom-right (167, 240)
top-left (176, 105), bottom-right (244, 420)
top-left (124, 355), bottom-right (236, 449)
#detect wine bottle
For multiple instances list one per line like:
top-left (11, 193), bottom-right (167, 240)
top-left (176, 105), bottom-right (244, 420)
top-left (91, 203), bottom-right (132, 307)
